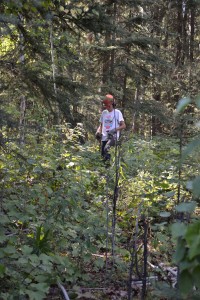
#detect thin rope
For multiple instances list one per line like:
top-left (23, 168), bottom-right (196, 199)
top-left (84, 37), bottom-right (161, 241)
top-left (111, 143), bottom-right (120, 258)
top-left (102, 107), bottom-right (122, 273)
top-left (111, 108), bottom-right (121, 261)
top-left (105, 172), bottom-right (109, 275)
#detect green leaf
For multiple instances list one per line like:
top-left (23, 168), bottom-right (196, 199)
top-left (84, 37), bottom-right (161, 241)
top-left (193, 266), bottom-right (200, 288)
top-left (175, 201), bottom-right (197, 213)
top-left (29, 254), bottom-right (40, 264)
top-left (173, 238), bottom-right (186, 263)
top-left (188, 236), bottom-right (200, 260)
top-left (39, 253), bottom-right (53, 265)
top-left (25, 288), bottom-right (48, 300)
top-left (83, 253), bottom-right (92, 263)
top-left (171, 223), bottom-right (187, 238)
top-left (179, 270), bottom-right (193, 294)
top-left (179, 260), bottom-right (194, 272)
top-left (33, 166), bottom-right (43, 173)
top-left (157, 232), bottom-right (167, 243)
top-left (182, 139), bottom-right (200, 160)
top-left (34, 274), bottom-right (50, 282)
top-left (0, 250), bottom-right (5, 259)
top-left (0, 234), bottom-right (8, 243)
top-left (159, 211), bottom-right (171, 217)
top-left (30, 282), bottom-right (49, 292)
top-left (185, 221), bottom-right (200, 245)
top-left (163, 191), bottom-right (175, 198)
top-left (175, 97), bottom-right (191, 114)
top-left (0, 214), bottom-right (10, 225)
top-left (194, 94), bottom-right (200, 108)
top-left (94, 257), bottom-right (104, 269)
top-left (45, 186), bottom-right (53, 195)
top-left (0, 264), bottom-right (6, 277)
top-left (192, 176), bottom-right (200, 197)
top-left (3, 245), bottom-right (16, 255)
top-left (21, 245), bottom-right (33, 255)
top-left (27, 158), bottom-right (36, 165)
top-left (186, 181), bottom-right (193, 191)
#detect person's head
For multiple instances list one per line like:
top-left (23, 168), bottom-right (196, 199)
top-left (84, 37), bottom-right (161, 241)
top-left (102, 94), bottom-right (115, 111)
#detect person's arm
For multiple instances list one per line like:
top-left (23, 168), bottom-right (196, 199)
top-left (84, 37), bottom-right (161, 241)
top-left (110, 120), bottom-right (126, 134)
top-left (96, 123), bottom-right (102, 134)
top-left (95, 123), bottom-right (102, 141)
top-left (116, 120), bottom-right (126, 132)
top-left (115, 110), bottom-right (126, 132)
top-left (111, 121), bottom-right (126, 133)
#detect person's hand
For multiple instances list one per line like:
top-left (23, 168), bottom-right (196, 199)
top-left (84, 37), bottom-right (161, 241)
top-left (95, 132), bottom-right (102, 141)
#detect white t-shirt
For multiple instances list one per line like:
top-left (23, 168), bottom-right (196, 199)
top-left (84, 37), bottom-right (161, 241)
top-left (100, 109), bottom-right (124, 141)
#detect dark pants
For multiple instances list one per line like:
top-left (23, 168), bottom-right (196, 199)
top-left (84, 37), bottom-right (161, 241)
top-left (101, 137), bottom-right (116, 160)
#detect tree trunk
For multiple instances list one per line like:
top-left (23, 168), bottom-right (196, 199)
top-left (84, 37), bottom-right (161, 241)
top-left (190, 2), bottom-right (195, 62)
top-left (50, 21), bottom-right (60, 125)
top-left (132, 88), bottom-right (140, 134)
top-left (175, 0), bottom-right (184, 66)
top-left (18, 14), bottom-right (26, 145)
top-left (102, 1), bottom-right (116, 88)
top-left (19, 95), bottom-right (26, 145)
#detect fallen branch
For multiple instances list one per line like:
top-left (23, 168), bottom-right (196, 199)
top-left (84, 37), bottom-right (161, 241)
top-left (147, 261), bottom-right (177, 287)
top-left (57, 282), bottom-right (70, 300)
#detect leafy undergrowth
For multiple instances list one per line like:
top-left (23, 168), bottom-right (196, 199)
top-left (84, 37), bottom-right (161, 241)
top-left (1, 127), bottom-right (200, 299)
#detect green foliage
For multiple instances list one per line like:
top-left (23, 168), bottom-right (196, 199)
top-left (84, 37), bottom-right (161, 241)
top-left (0, 0), bottom-right (200, 299)
top-left (172, 220), bottom-right (200, 296)
top-left (28, 225), bottom-right (51, 256)
top-left (0, 126), bottom-right (113, 298)
top-left (1, 117), bottom-right (200, 299)
top-left (167, 97), bottom-right (200, 298)
top-left (120, 136), bottom-right (184, 217)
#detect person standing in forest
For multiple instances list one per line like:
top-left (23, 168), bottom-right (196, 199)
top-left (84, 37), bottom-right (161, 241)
top-left (95, 94), bottom-right (126, 162)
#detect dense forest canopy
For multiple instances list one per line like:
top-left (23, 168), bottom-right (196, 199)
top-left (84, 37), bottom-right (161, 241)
top-left (0, 0), bottom-right (200, 299)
